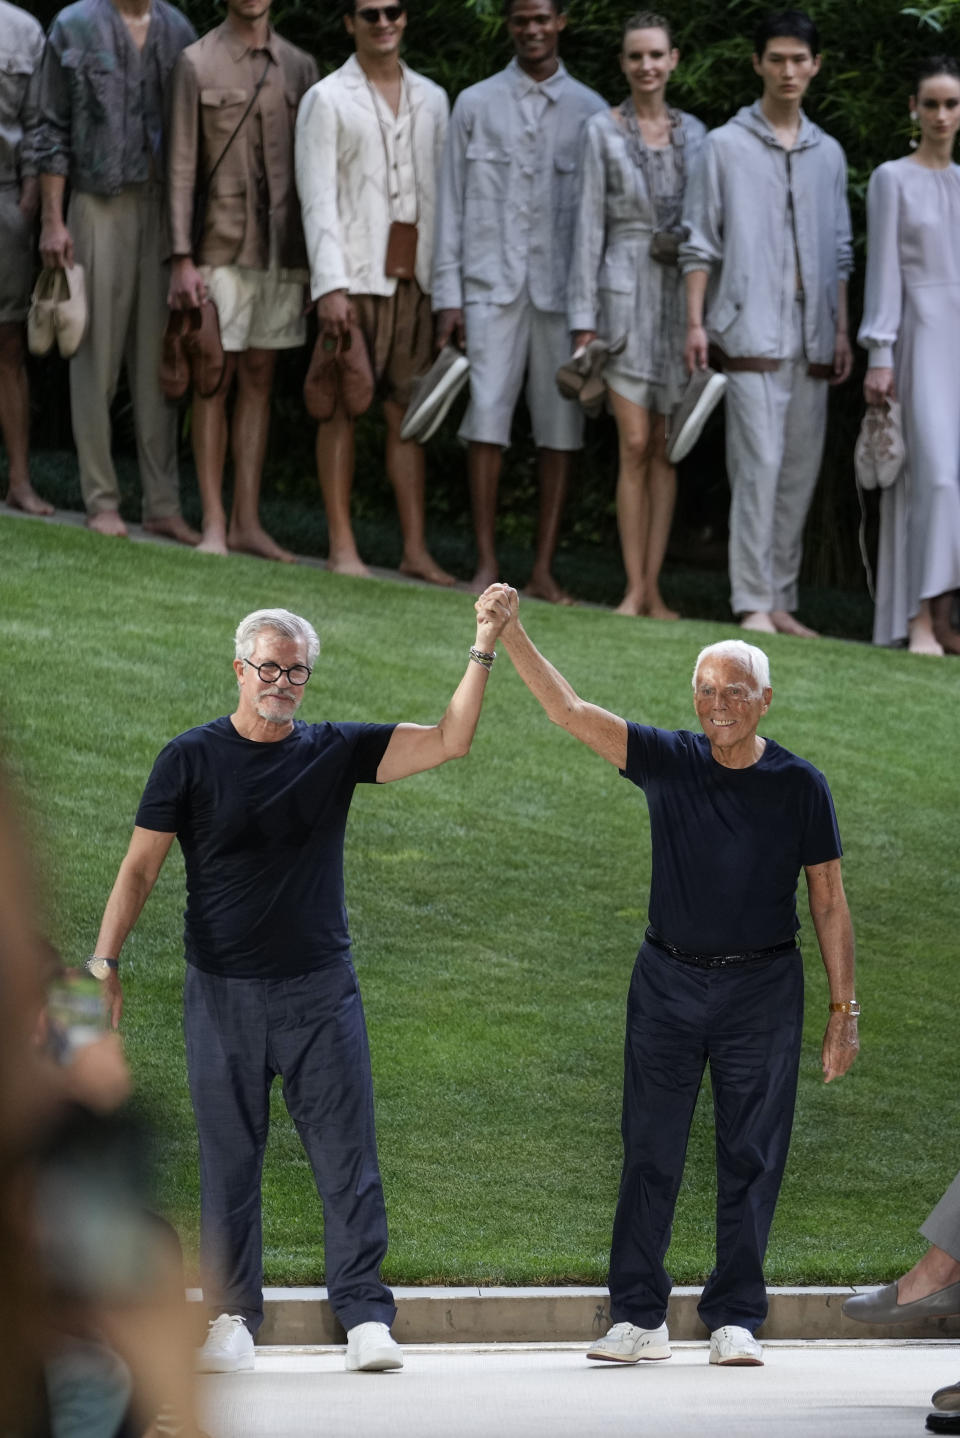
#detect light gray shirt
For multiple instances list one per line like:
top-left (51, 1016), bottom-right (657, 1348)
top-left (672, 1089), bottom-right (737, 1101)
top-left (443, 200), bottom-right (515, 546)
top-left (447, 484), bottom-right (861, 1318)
top-left (432, 57), bottom-right (606, 313)
top-left (0, 0), bottom-right (44, 185)
top-left (680, 101), bottom-right (853, 365)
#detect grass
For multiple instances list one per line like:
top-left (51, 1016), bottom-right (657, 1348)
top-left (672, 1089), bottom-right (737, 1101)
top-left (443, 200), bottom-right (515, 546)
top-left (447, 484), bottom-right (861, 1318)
top-left (1, 511), bottom-right (955, 1289)
top-left (12, 448), bottom-right (876, 641)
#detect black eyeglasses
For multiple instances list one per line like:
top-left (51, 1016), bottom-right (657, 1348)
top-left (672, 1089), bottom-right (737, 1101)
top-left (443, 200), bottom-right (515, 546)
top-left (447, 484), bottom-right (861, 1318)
top-left (356, 5), bottom-right (404, 23)
top-left (243, 658), bottom-right (312, 686)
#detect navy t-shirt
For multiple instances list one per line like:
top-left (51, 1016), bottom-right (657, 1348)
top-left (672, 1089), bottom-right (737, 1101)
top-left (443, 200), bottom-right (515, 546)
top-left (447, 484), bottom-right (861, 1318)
top-left (135, 716), bottom-right (396, 978)
top-left (620, 724), bottom-right (842, 954)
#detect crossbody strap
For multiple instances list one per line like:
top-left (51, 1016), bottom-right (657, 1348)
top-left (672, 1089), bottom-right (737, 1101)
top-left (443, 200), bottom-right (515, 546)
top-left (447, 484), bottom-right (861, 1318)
top-left (191, 51), bottom-right (272, 255)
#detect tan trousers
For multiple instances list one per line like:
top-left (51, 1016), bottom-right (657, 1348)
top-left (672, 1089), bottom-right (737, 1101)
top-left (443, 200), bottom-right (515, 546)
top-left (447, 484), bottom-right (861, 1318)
top-left (68, 185), bottom-right (180, 520)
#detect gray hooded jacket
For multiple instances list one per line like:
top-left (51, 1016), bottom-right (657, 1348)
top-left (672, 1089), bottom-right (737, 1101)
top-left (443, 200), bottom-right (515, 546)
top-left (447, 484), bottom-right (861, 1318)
top-left (679, 101), bottom-right (853, 365)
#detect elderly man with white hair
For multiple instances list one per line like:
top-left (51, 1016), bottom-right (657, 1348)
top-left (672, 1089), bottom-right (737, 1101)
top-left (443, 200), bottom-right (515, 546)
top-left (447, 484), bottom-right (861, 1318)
top-left (89, 599), bottom-right (512, 1377)
top-left (478, 584), bottom-right (859, 1367)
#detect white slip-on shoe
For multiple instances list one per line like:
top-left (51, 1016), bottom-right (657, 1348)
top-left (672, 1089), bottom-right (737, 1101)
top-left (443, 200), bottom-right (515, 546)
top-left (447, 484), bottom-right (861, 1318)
top-left (709, 1324), bottom-right (764, 1366)
top-left (345, 1320), bottom-right (404, 1372)
top-left (666, 366), bottom-right (727, 464)
top-left (400, 346), bottom-right (470, 442)
top-left (27, 268), bottom-right (61, 356)
top-left (54, 262), bottom-right (88, 358)
top-left (586, 1320), bottom-right (671, 1363)
top-left (196, 1313), bottom-right (255, 1374)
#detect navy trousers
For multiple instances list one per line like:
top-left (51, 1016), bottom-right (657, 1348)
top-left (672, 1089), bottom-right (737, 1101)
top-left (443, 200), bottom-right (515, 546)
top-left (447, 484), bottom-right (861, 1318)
top-left (183, 961), bottom-right (396, 1336)
top-left (609, 940), bottom-right (804, 1334)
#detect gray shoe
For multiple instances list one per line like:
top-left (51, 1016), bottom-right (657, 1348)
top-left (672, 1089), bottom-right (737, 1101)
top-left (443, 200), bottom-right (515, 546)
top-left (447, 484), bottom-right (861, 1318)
top-left (666, 366), bottom-right (727, 464)
top-left (843, 1280), bottom-right (960, 1324)
top-left (932, 1379), bottom-right (960, 1412)
top-left (400, 345), bottom-right (470, 442)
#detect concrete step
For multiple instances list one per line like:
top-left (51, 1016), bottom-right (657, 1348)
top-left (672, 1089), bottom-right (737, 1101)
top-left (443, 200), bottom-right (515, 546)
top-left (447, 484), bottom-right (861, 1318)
top-left (188, 1286), bottom-right (960, 1346)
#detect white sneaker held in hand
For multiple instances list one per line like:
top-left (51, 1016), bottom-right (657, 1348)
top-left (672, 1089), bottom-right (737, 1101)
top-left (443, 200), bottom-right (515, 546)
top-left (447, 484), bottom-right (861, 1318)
top-left (586, 1320), bottom-right (671, 1363)
top-left (345, 1320), bottom-right (403, 1372)
top-left (709, 1324), bottom-right (763, 1366)
top-left (196, 1313), bottom-right (255, 1373)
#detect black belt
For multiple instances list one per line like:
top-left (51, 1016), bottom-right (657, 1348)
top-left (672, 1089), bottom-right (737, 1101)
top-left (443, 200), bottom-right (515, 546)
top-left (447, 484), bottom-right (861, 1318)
top-left (645, 926), bottom-right (798, 969)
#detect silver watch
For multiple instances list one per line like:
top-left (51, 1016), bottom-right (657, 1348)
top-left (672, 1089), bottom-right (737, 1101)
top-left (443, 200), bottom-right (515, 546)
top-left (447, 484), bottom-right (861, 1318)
top-left (84, 956), bottom-right (119, 981)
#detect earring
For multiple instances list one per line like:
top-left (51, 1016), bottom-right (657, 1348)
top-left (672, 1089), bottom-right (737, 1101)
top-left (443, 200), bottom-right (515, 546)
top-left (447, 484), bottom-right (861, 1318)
top-left (909, 109), bottom-right (920, 149)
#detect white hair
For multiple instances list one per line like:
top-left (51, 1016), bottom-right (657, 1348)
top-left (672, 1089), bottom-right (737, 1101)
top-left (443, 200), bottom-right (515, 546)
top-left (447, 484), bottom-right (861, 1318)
top-left (692, 639), bottom-right (770, 695)
top-left (234, 609), bottom-right (321, 667)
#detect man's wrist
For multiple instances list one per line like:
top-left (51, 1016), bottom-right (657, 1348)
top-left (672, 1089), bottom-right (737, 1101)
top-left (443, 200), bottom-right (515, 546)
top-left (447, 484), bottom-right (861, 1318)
top-left (85, 956), bottom-right (119, 980)
top-left (828, 999), bottom-right (860, 1017)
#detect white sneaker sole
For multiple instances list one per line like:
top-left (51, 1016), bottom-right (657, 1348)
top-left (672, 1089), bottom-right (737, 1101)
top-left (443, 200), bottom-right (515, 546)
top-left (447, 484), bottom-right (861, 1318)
top-left (346, 1347), bottom-right (404, 1372)
top-left (400, 354), bottom-right (470, 441)
top-left (709, 1352), bottom-right (764, 1367)
top-left (196, 1352), bottom-right (255, 1374)
top-left (587, 1344), bottom-right (672, 1363)
top-left (666, 372), bottom-right (727, 464)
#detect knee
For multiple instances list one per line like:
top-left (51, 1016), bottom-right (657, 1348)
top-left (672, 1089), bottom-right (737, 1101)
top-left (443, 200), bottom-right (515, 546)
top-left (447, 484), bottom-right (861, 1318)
top-left (238, 351), bottom-right (274, 394)
top-left (619, 430), bottom-right (654, 471)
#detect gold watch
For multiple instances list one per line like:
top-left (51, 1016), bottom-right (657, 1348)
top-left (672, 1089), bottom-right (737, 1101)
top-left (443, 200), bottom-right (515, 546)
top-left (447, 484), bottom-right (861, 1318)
top-left (828, 1000), bottom-right (860, 1016)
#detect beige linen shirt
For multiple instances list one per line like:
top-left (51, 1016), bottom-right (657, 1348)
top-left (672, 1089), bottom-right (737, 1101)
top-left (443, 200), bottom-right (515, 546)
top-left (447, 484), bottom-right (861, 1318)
top-left (167, 21), bottom-right (317, 270)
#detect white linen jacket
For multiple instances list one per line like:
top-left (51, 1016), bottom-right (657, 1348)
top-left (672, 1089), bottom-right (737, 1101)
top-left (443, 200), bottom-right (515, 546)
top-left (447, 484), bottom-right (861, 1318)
top-left (295, 53), bottom-right (448, 301)
top-left (679, 101), bottom-right (853, 365)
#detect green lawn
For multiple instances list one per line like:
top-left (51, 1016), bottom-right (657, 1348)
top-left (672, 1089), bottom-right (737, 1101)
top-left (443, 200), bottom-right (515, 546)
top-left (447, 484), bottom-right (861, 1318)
top-left (2, 513), bottom-right (955, 1288)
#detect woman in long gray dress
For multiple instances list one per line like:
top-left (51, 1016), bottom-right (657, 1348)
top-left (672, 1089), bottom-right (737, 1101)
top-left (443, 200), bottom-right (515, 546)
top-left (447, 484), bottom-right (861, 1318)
top-left (859, 56), bottom-right (960, 654)
top-left (568, 12), bottom-right (704, 618)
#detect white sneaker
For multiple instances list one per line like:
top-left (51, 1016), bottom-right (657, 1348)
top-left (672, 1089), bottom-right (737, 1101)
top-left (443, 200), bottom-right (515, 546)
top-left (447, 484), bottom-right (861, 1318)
top-left (586, 1320), bottom-right (671, 1363)
top-left (709, 1324), bottom-right (764, 1366)
top-left (666, 366), bottom-right (727, 464)
top-left (345, 1321), bottom-right (403, 1372)
top-left (196, 1313), bottom-right (255, 1374)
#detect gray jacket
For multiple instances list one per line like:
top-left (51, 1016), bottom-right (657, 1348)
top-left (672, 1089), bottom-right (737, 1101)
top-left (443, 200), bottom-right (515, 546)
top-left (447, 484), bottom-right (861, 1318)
top-left (432, 58), bottom-right (605, 313)
top-left (34, 0), bottom-right (195, 196)
top-left (0, 0), bottom-right (44, 185)
top-left (680, 101), bottom-right (853, 364)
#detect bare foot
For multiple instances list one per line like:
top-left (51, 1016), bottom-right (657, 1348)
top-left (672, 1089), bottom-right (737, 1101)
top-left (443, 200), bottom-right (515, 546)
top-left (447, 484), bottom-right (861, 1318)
top-left (228, 524), bottom-right (297, 564)
top-left (328, 549), bottom-right (372, 578)
top-left (399, 553), bottom-right (456, 587)
top-left (646, 591), bottom-right (680, 621)
top-left (740, 610), bottom-right (777, 634)
top-left (897, 1246), bottom-right (960, 1305)
top-left (908, 615), bottom-right (944, 656)
top-left (614, 592), bottom-right (645, 616)
top-left (143, 514), bottom-right (202, 547)
top-left (86, 510), bottom-right (128, 538)
top-left (930, 620), bottom-right (960, 655)
top-left (771, 610), bottom-right (819, 638)
top-left (196, 526), bottom-right (229, 557)
top-left (6, 482), bottom-right (54, 517)
top-left (524, 572), bottom-right (576, 606)
top-left (471, 566), bottom-right (500, 594)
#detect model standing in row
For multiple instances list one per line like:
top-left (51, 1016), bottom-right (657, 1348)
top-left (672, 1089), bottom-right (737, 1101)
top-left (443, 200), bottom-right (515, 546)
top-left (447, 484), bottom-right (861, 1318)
top-left (858, 56), bottom-right (960, 655)
top-left (683, 10), bottom-right (853, 638)
top-left (569, 11), bottom-right (704, 619)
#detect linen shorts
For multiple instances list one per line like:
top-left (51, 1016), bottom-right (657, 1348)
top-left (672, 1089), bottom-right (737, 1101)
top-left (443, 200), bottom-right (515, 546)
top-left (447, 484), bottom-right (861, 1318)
top-left (351, 280), bottom-right (433, 408)
top-left (606, 370), bottom-right (671, 417)
top-left (458, 291), bottom-right (583, 451)
top-left (200, 262), bottom-right (307, 352)
top-left (0, 186), bottom-right (35, 324)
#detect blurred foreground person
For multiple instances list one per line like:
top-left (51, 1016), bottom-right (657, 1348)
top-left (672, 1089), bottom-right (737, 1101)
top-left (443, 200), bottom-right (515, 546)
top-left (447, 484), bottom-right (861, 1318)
top-left (91, 601), bottom-right (511, 1376)
top-left (477, 585), bottom-right (859, 1367)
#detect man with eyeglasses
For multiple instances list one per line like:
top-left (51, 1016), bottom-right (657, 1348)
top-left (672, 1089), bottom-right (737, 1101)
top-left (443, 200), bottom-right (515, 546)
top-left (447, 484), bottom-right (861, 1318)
top-left (89, 599), bottom-right (513, 1375)
top-left (432, 0), bottom-right (605, 602)
top-left (295, 1), bottom-right (452, 583)
top-left (477, 587), bottom-right (859, 1368)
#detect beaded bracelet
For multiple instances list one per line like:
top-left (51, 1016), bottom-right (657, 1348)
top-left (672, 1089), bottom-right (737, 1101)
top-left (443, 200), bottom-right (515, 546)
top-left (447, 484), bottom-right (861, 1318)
top-left (469, 647), bottom-right (497, 670)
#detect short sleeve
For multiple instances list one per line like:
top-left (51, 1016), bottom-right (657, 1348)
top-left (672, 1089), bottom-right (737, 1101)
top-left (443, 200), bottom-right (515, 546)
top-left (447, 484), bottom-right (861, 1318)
top-left (346, 723), bottom-right (397, 784)
top-left (135, 740), bottom-right (187, 833)
top-left (799, 768), bottom-right (843, 866)
top-left (619, 722), bottom-right (676, 790)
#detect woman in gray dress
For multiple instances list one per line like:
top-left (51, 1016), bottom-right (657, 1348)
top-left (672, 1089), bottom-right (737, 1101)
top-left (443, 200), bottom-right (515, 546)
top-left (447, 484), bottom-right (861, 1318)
top-left (568, 12), bottom-right (704, 618)
top-left (859, 56), bottom-right (960, 655)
